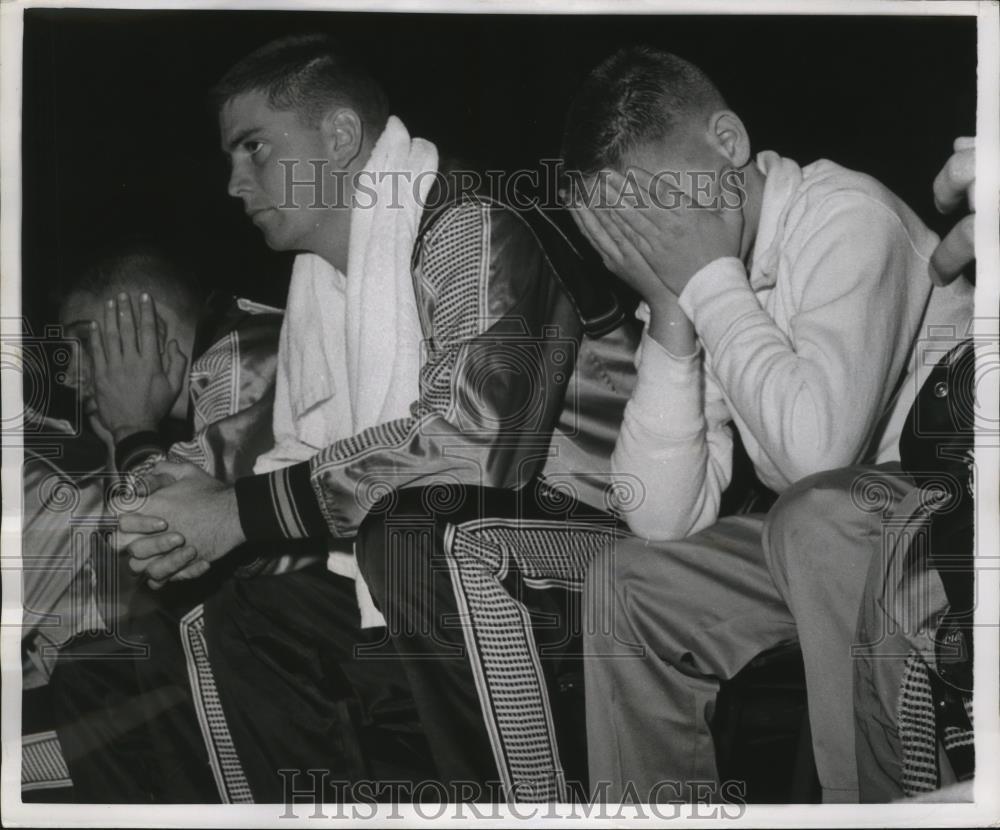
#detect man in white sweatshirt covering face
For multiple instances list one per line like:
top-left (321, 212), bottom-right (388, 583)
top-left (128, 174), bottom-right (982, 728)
top-left (563, 46), bottom-right (973, 803)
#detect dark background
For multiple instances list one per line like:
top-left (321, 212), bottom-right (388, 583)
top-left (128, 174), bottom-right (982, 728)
top-left (22, 9), bottom-right (976, 327)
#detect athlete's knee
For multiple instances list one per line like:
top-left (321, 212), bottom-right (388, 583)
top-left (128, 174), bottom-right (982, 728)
top-left (762, 466), bottom-right (864, 565)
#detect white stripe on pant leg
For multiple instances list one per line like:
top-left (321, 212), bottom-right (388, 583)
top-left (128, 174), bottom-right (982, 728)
top-left (180, 604), bottom-right (254, 804)
top-left (441, 522), bottom-right (516, 796)
top-left (444, 518), bottom-right (615, 802)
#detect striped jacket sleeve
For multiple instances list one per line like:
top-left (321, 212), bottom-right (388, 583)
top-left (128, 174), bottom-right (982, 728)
top-left (235, 200), bottom-right (582, 542)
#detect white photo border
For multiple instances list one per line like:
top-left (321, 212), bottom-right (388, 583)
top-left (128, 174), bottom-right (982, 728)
top-left (1, 0), bottom-right (997, 826)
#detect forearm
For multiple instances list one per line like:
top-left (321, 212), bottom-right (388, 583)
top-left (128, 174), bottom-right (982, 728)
top-left (646, 293), bottom-right (697, 358)
top-left (678, 235), bottom-right (914, 487)
top-left (611, 331), bottom-right (732, 540)
top-left (680, 262), bottom-right (847, 484)
top-left (234, 344), bottom-right (572, 544)
top-left (613, 411), bottom-right (731, 541)
top-left (235, 408), bottom-right (544, 544)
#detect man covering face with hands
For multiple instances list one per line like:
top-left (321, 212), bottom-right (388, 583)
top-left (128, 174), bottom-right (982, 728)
top-left (562, 47), bottom-right (973, 802)
top-left (43, 243), bottom-right (282, 801)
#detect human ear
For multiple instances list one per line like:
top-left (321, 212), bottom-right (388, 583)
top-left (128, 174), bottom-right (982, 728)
top-left (707, 110), bottom-right (751, 169)
top-left (320, 107), bottom-right (364, 166)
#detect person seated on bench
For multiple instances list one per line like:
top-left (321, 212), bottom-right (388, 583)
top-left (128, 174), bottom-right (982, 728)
top-left (101, 35), bottom-right (637, 803)
top-left (36, 241), bottom-right (282, 802)
top-left (561, 46), bottom-right (973, 803)
top-left (24, 241), bottom-right (281, 685)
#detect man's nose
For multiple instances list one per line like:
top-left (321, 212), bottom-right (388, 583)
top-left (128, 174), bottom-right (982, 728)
top-left (227, 161), bottom-right (252, 200)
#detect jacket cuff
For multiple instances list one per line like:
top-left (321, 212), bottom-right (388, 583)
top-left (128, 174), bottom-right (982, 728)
top-left (678, 257), bottom-right (753, 348)
top-left (629, 331), bottom-right (703, 436)
top-left (234, 462), bottom-right (329, 541)
top-left (115, 431), bottom-right (168, 473)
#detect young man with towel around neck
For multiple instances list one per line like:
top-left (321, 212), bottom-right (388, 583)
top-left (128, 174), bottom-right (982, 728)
top-left (109, 34), bottom-right (638, 801)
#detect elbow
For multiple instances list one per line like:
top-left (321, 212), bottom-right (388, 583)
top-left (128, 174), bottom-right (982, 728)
top-left (609, 471), bottom-right (688, 541)
top-left (780, 440), bottom-right (860, 487)
top-left (779, 394), bottom-right (865, 484)
top-left (622, 511), bottom-right (690, 543)
top-left (611, 442), bottom-right (720, 542)
top-left (618, 496), bottom-right (709, 542)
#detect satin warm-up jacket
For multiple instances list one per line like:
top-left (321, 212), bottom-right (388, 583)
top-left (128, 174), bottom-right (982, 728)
top-left (233, 190), bottom-right (640, 546)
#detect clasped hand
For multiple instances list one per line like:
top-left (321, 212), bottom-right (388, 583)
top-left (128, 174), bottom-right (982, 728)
top-left (113, 460), bottom-right (245, 589)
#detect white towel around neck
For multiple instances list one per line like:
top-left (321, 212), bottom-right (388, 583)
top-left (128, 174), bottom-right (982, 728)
top-left (254, 116), bottom-right (439, 627)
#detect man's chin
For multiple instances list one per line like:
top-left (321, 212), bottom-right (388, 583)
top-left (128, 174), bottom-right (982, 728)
top-left (260, 226), bottom-right (293, 252)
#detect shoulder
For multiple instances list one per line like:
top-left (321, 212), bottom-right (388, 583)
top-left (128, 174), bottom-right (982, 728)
top-left (193, 295), bottom-right (282, 381)
top-left (415, 197), bottom-right (550, 289)
top-left (787, 159), bottom-right (936, 255)
top-left (209, 295), bottom-right (282, 354)
top-left (800, 158), bottom-right (898, 205)
top-left (418, 196), bottom-right (542, 248)
top-left (230, 297), bottom-right (283, 351)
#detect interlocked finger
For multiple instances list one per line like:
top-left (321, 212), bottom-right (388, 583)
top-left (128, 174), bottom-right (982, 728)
top-left (117, 512), bottom-right (169, 535)
top-left (141, 546), bottom-right (199, 584)
top-left (171, 560), bottom-right (213, 582)
top-left (126, 531), bottom-right (187, 560)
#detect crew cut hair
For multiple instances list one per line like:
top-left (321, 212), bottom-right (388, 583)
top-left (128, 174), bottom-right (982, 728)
top-left (561, 46), bottom-right (728, 175)
top-left (211, 33), bottom-right (390, 133)
top-left (60, 239), bottom-right (205, 318)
